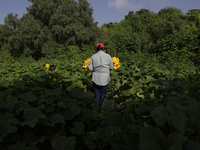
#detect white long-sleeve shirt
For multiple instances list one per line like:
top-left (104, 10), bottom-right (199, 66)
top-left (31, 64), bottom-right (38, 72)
top-left (88, 51), bottom-right (114, 86)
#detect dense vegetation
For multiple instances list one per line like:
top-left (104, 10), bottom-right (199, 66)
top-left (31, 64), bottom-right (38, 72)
top-left (0, 0), bottom-right (200, 149)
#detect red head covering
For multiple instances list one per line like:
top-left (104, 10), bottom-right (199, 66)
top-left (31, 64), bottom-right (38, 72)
top-left (96, 43), bottom-right (104, 50)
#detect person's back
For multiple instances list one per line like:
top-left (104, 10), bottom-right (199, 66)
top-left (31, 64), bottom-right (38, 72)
top-left (88, 43), bottom-right (114, 111)
top-left (89, 51), bottom-right (113, 86)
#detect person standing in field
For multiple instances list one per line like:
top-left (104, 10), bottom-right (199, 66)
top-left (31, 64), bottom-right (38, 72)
top-left (88, 43), bottom-right (114, 111)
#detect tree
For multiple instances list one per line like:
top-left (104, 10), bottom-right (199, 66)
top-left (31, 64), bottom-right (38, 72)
top-left (158, 7), bottom-right (184, 21)
top-left (1, 13), bottom-right (20, 47)
top-left (125, 11), bottom-right (134, 20)
top-left (124, 9), bottom-right (156, 35)
top-left (0, 13), bottom-right (22, 55)
top-left (7, 0), bottom-right (98, 58)
top-left (186, 9), bottom-right (200, 15)
top-left (0, 25), bottom-right (9, 49)
top-left (4, 13), bottom-right (20, 29)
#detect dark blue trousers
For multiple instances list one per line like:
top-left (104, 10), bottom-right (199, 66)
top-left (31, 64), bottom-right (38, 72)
top-left (93, 82), bottom-right (109, 110)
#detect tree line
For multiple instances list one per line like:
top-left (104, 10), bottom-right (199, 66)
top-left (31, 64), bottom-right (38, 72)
top-left (0, 0), bottom-right (200, 66)
top-left (99, 7), bottom-right (200, 66)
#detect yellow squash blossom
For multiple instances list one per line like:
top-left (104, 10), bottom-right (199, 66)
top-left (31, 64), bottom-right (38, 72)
top-left (46, 64), bottom-right (50, 68)
top-left (112, 57), bottom-right (121, 70)
top-left (83, 57), bottom-right (120, 73)
top-left (83, 58), bottom-right (91, 73)
top-left (46, 64), bottom-right (50, 71)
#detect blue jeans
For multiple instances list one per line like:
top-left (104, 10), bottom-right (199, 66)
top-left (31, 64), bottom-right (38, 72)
top-left (93, 82), bottom-right (109, 110)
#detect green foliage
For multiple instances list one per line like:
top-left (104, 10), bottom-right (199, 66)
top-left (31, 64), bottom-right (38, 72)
top-left (107, 32), bottom-right (146, 53)
top-left (67, 45), bottom-right (82, 61)
top-left (94, 7), bottom-right (200, 69)
top-left (51, 136), bottom-right (76, 150)
top-left (187, 9), bottom-right (200, 15)
top-left (80, 44), bottom-right (96, 58)
top-left (0, 25), bottom-right (10, 49)
top-left (2, 0), bottom-right (98, 59)
top-left (4, 13), bottom-right (20, 29)
top-left (158, 7), bottom-right (184, 20)
top-left (1, 5), bottom-right (200, 65)
top-left (1, 5), bottom-right (200, 149)
top-left (0, 50), bottom-right (200, 149)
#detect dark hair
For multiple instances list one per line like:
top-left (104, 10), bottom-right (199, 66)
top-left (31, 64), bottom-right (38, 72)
top-left (104, 47), bottom-right (107, 53)
top-left (96, 45), bottom-right (104, 51)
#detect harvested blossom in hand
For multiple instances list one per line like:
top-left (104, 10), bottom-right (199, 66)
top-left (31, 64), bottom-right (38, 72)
top-left (112, 57), bottom-right (121, 70)
top-left (83, 57), bottom-right (120, 73)
top-left (83, 58), bottom-right (91, 73)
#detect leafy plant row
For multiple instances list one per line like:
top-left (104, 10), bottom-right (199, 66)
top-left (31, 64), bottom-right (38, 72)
top-left (0, 53), bottom-right (200, 149)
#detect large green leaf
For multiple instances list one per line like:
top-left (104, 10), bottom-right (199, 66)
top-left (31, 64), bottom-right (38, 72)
top-left (115, 80), bottom-right (121, 89)
top-left (18, 92), bottom-right (38, 102)
top-left (111, 142), bottom-right (135, 150)
top-left (151, 106), bottom-right (168, 126)
top-left (91, 111), bottom-right (99, 121)
top-left (166, 102), bottom-right (187, 134)
top-left (0, 79), bottom-right (10, 88)
top-left (119, 83), bottom-right (132, 90)
top-left (139, 126), bottom-right (166, 150)
top-left (70, 122), bottom-right (85, 135)
top-left (0, 120), bottom-right (17, 142)
top-left (21, 130), bottom-right (35, 144)
top-left (51, 113), bottom-right (65, 125)
top-left (0, 91), bottom-right (5, 101)
top-left (8, 143), bottom-right (25, 150)
top-left (15, 101), bottom-right (31, 116)
top-left (183, 140), bottom-right (200, 150)
top-left (115, 133), bottom-right (139, 149)
top-left (67, 80), bottom-right (86, 91)
top-left (121, 89), bottom-right (131, 96)
top-left (0, 99), bottom-right (5, 109)
top-left (68, 98), bottom-right (82, 107)
top-left (51, 136), bottom-right (76, 150)
top-left (38, 98), bottom-right (54, 105)
top-left (12, 79), bottom-right (26, 90)
top-left (22, 108), bottom-right (45, 128)
top-left (62, 106), bottom-right (81, 120)
top-left (119, 83), bottom-right (136, 96)
top-left (84, 132), bottom-right (97, 150)
top-left (145, 75), bottom-right (155, 82)
top-left (26, 146), bottom-right (39, 150)
top-left (129, 125), bottom-right (143, 134)
top-left (186, 100), bottom-right (200, 130)
top-left (69, 88), bottom-right (88, 99)
top-left (168, 114), bottom-right (187, 135)
top-left (165, 131), bottom-right (188, 150)
top-left (5, 96), bottom-right (18, 112)
top-left (0, 90), bottom-right (12, 100)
